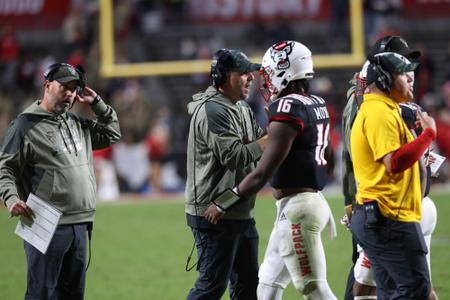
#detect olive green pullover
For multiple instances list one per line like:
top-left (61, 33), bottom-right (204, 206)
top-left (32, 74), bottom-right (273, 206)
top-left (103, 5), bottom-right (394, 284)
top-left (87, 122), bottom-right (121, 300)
top-left (0, 99), bottom-right (121, 224)
top-left (185, 86), bottom-right (264, 220)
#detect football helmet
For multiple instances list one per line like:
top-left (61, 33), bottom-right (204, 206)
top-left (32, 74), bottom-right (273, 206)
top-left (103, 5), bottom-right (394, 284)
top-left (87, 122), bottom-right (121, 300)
top-left (260, 41), bottom-right (314, 101)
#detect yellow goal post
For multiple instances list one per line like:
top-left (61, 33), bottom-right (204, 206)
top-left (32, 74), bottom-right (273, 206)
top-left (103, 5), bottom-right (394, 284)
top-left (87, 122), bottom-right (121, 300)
top-left (99, 0), bottom-right (365, 77)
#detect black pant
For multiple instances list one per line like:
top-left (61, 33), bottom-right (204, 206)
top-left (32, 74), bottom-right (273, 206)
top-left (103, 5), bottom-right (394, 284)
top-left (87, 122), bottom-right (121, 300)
top-left (24, 224), bottom-right (87, 300)
top-left (343, 235), bottom-right (359, 300)
top-left (351, 206), bottom-right (430, 300)
top-left (186, 216), bottom-right (259, 300)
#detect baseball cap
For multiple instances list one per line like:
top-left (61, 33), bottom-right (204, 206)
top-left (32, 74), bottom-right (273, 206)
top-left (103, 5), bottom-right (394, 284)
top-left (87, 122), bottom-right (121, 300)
top-left (369, 36), bottom-right (421, 60)
top-left (48, 64), bottom-right (82, 84)
top-left (366, 52), bottom-right (419, 85)
top-left (227, 50), bottom-right (261, 72)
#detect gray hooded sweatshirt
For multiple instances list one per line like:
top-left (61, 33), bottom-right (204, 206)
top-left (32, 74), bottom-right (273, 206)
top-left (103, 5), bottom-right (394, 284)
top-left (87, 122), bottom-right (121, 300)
top-left (0, 99), bottom-right (121, 224)
top-left (185, 86), bottom-right (265, 220)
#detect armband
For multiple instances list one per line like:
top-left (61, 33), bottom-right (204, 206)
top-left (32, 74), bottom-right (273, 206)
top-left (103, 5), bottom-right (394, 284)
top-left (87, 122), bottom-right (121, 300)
top-left (212, 188), bottom-right (240, 212)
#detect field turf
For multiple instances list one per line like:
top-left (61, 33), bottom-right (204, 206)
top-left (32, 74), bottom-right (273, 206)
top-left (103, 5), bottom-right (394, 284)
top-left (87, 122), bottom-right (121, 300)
top-left (1, 190), bottom-right (449, 299)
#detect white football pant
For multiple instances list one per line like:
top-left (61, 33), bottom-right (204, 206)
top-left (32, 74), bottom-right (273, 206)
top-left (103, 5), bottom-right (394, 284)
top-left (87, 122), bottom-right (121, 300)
top-left (258, 192), bottom-right (337, 300)
top-left (420, 196), bottom-right (437, 280)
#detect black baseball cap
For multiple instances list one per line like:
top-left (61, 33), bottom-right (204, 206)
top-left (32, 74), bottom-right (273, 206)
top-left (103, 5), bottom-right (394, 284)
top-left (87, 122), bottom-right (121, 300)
top-left (49, 64), bottom-right (82, 84)
top-left (221, 49), bottom-right (261, 73)
top-left (366, 52), bottom-right (419, 85)
top-left (368, 36), bottom-right (421, 60)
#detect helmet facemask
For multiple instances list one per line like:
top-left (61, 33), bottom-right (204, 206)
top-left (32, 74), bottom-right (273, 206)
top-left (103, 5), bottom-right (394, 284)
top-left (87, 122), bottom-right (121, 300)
top-left (258, 66), bottom-right (278, 102)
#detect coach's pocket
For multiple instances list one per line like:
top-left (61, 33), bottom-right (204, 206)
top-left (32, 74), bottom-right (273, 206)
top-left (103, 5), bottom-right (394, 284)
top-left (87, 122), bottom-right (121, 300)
top-left (413, 222), bottom-right (428, 253)
top-left (34, 169), bottom-right (54, 200)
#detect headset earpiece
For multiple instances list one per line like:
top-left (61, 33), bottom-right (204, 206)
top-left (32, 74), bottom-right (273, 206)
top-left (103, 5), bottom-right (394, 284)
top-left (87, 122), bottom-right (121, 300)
top-left (211, 49), bottom-right (233, 87)
top-left (373, 56), bottom-right (393, 93)
top-left (75, 64), bottom-right (86, 95)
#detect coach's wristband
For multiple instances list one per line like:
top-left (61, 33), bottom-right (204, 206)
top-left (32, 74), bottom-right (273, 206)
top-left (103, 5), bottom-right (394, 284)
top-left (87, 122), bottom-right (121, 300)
top-left (212, 188), bottom-right (240, 212)
top-left (215, 205), bottom-right (225, 213)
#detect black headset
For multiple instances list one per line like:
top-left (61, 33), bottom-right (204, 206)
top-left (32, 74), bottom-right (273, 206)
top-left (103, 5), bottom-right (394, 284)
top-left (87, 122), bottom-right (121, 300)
top-left (210, 49), bottom-right (234, 87)
top-left (369, 55), bottom-right (393, 93)
top-left (44, 63), bottom-right (86, 94)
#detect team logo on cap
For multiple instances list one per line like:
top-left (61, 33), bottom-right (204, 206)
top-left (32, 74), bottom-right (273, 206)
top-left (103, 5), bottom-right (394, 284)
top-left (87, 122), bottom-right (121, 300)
top-left (68, 66), bottom-right (77, 76)
top-left (270, 41), bottom-right (294, 70)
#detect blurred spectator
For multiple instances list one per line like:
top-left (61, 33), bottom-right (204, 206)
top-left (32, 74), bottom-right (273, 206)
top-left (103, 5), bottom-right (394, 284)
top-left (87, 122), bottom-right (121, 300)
top-left (0, 26), bottom-right (20, 94)
top-left (364, 0), bottom-right (402, 45)
top-left (16, 54), bottom-right (36, 97)
top-left (68, 48), bottom-right (86, 68)
top-left (110, 79), bottom-right (151, 140)
top-left (414, 43), bottom-right (435, 104)
top-left (146, 107), bottom-right (171, 193)
top-left (112, 131), bottom-right (150, 194)
top-left (268, 15), bottom-right (294, 45)
top-left (330, 0), bottom-right (349, 51)
top-left (435, 82), bottom-right (450, 162)
top-left (34, 55), bottom-right (56, 91)
top-left (169, 105), bottom-right (189, 182)
top-left (62, 6), bottom-right (87, 51)
top-left (114, 0), bottom-right (138, 41)
top-left (93, 147), bottom-right (120, 201)
top-left (191, 42), bottom-right (213, 90)
top-left (180, 35), bottom-right (198, 59)
top-left (245, 16), bottom-right (271, 51)
top-left (444, 41), bottom-right (450, 81)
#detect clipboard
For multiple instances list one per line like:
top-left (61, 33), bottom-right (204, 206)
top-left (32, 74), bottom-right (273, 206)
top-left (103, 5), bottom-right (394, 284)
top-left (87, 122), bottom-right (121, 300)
top-left (14, 193), bottom-right (62, 254)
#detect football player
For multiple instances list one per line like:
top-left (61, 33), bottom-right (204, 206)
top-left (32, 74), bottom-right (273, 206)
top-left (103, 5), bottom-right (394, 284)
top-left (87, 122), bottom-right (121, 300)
top-left (204, 40), bottom-right (337, 300)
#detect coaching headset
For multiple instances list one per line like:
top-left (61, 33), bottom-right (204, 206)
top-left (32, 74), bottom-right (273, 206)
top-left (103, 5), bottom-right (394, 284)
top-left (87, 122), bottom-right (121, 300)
top-left (368, 55), bottom-right (393, 94)
top-left (210, 49), bottom-right (234, 87)
top-left (44, 63), bottom-right (86, 95)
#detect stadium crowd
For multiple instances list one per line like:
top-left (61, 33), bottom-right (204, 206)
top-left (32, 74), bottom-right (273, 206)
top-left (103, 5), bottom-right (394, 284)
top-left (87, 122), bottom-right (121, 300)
top-left (1, 0), bottom-right (450, 201)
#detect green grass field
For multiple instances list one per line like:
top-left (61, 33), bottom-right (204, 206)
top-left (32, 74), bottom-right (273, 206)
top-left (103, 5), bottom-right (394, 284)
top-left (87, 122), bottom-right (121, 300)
top-left (1, 191), bottom-right (449, 299)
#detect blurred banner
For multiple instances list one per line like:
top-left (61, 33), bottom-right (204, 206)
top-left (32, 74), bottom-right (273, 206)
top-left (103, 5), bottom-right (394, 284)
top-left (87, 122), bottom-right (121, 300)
top-left (403, 0), bottom-right (450, 17)
top-left (187, 0), bottom-right (331, 22)
top-left (0, 0), bottom-right (70, 28)
top-left (187, 0), bottom-right (450, 23)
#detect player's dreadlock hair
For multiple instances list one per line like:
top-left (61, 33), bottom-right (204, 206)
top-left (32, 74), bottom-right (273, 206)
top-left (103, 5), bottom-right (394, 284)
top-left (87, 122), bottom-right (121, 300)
top-left (278, 79), bottom-right (309, 98)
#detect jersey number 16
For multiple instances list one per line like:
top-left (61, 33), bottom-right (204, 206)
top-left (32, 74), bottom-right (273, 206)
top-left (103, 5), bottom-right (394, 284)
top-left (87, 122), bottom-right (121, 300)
top-left (315, 123), bottom-right (329, 166)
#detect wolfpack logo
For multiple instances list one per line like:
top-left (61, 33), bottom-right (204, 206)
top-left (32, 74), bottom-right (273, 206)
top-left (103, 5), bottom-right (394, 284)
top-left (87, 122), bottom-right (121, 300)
top-left (51, 128), bottom-right (83, 155)
top-left (270, 41), bottom-right (294, 70)
top-left (45, 131), bottom-right (57, 144)
top-left (68, 66), bottom-right (77, 76)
